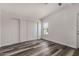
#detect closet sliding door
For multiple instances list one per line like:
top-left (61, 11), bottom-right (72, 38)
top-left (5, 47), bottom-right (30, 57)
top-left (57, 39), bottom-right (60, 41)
top-left (2, 15), bottom-right (20, 46)
top-left (32, 21), bottom-right (38, 39)
top-left (28, 21), bottom-right (38, 40)
top-left (20, 20), bottom-right (38, 42)
top-left (20, 20), bottom-right (28, 42)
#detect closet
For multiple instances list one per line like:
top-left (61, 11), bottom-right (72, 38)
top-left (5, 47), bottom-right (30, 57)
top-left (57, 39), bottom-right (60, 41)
top-left (20, 20), bottom-right (28, 42)
top-left (1, 11), bottom-right (39, 47)
top-left (28, 21), bottom-right (38, 40)
top-left (20, 20), bottom-right (38, 42)
top-left (1, 12), bottom-right (20, 46)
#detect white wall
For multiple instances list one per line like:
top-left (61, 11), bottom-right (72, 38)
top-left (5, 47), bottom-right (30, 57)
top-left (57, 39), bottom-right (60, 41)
top-left (42, 5), bottom-right (79, 48)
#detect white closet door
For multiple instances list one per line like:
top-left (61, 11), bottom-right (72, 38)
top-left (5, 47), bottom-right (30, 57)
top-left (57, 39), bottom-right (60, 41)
top-left (2, 19), bottom-right (20, 46)
top-left (20, 20), bottom-right (28, 42)
top-left (77, 15), bottom-right (79, 48)
top-left (32, 22), bottom-right (38, 39)
top-left (28, 21), bottom-right (37, 40)
top-left (28, 21), bottom-right (33, 40)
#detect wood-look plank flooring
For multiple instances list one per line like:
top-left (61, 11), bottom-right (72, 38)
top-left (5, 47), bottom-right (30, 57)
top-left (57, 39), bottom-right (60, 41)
top-left (0, 39), bottom-right (77, 56)
top-left (73, 49), bottom-right (79, 56)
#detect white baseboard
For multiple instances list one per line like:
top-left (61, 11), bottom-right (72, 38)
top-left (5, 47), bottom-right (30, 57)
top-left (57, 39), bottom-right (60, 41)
top-left (44, 39), bottom-right (77, 49)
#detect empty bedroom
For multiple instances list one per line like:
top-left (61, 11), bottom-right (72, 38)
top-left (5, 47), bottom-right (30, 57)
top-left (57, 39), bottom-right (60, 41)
top-left (0, 3), bottom-right (79, 56)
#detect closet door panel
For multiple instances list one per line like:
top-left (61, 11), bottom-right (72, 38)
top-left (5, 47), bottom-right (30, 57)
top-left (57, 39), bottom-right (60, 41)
top-left (20, 20), bottom-right (28, 42)
top-left (28, 21), bottom-right (37, 40)
top-left (2, 19), bottom-right (19, 46)
top-left (32, 22), bottom-right (38, 39)
top-left (28, 21), bottom-right (33, 40)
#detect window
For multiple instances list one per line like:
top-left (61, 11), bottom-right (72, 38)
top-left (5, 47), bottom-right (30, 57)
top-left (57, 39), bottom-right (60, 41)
top-left (43, 22), bottom-right (48, 35)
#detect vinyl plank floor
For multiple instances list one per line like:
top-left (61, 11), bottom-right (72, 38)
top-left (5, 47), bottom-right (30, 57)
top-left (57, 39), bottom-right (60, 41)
top-left (0, 39), bottom-right (76, 56)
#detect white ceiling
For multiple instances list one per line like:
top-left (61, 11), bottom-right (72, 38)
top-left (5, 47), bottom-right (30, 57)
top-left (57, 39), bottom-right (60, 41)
top-left (0, 3), bottom-right (72, 19)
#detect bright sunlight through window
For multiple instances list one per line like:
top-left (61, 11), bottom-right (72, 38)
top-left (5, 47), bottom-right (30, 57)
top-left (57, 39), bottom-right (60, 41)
top-left (43, 22), bottom-right (48, 35)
